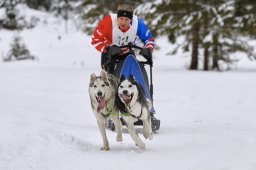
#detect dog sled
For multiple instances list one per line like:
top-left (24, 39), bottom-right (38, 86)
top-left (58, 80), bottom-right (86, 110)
top-left (103, 43), bottom-right (160, 132)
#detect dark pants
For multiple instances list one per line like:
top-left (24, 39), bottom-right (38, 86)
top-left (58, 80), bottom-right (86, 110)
top-left (101, 53), bottom-right (150, 90)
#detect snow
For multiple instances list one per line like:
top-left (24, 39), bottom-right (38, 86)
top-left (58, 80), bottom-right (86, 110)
top-left (1, 8), bottom-right (256, 170)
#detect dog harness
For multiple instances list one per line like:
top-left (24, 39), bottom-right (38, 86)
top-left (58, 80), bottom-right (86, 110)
top-left (98, 103), bottom-right (114, 118)
top-left (121, 106), bottom-right (143, 120)
top-left (98, 101), bottom-right (143, 120)
top-left (100, 109), bottom-right (143, 120)
top-left (99, 102), bottom-right (119, 118)
top-left (100, 112), bottom-right (110, 118)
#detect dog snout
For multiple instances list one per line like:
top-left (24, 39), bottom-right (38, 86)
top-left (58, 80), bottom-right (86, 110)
top-left (97, 91), bottom-right (103, 96)
top-left (123, 90), bottom-right (128, 95)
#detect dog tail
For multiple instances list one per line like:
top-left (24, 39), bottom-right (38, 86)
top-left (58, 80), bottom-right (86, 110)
top-left (146, 98), bottom-right (152, 110)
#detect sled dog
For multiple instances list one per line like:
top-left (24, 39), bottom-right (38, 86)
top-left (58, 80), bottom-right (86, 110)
top-left (89, 70), bottom-right (122, 151)
top-left (116, 75), bottom-right (153, 149)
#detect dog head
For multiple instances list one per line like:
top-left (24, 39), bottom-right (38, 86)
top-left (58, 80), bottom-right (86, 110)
top-left (116, 74), bottom-right (152, 113)
top-left (117, 75), bottom-right (139, 107)
top-left (89, 70), bottom-right (111, 112)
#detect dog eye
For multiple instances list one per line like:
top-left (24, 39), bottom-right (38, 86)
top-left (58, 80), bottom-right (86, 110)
top-left (102, 84), bottom-right (105, 87)
top-left (128, 85), bottom-right (132, 88)
top-left (120, 85), bottom-right (123, 88)
top-left (93, 85), bottom-right (97, 88)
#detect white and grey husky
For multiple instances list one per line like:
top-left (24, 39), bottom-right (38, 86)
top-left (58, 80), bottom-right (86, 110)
top-left (89, 70), bottom-right (122, 151)
top-left (116, 75), bottom-right (153, 150)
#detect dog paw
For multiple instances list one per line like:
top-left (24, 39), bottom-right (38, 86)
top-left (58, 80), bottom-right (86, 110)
top-left (143, 131), bottom-right (152, 139)
top-left (116, 135), bottom-right (123, 142)
top-left (100, 145), bottom-right (110, 151)
top-left (143, 132), bottom-right (148, 139)
top-left (148, 133), bottom-right (153, 140)
top-left (136, 142), bottom-right (146, 150)
top-left (138, 144), bottom-right (146, 150)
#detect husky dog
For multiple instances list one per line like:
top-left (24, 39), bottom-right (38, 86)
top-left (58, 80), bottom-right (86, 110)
top-left (89, 70), bottom-right (123, 151)
top-left (116, 75), bottom-right (153, 149)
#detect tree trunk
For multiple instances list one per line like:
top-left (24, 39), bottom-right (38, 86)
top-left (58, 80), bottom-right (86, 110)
top-left (203, 12), bottom-right (209, 71)
top-left (212, 33), bottom-right (220, 71)
top-left (189, 21), bottom-right (199, 70)
top-left (204, 44), bottom-right (210, 70)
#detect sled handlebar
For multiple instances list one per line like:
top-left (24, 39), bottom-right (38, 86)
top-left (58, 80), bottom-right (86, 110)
top-left (107, 43), bottom-right (152, 66)
top-left (117, 43), bottom-right (143, 50)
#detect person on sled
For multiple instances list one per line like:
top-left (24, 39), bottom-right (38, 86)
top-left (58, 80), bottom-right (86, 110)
top-left (91, 3), bottom-right (155, 89)
top-left (91, 3), bottom-right (160, 131)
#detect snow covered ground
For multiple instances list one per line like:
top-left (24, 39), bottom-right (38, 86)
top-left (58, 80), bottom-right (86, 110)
top-left (1, 9), bottom-right (256, 170)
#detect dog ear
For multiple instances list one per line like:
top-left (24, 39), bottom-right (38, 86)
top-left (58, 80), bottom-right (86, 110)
top-left (128, 75), bottom-right (135, 83)
top-left (90, 73), bottom-right (97, 86)
top-left (120, 75), bottom-right (126, 82)
top-left (100, 69), bottom-right (107, 81)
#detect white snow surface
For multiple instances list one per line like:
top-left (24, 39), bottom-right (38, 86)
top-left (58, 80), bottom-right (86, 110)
top-left (1, 9), bottom-right (256, 170)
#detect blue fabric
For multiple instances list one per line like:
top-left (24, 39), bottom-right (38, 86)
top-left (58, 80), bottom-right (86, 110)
top-left (136, 18), bottom-right (154, 46)
top-left (120, 55), bottom-right (155, 112)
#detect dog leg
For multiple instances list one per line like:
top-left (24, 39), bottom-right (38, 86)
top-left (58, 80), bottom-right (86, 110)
top-left (148, 116), bottom-right (153, 140)
top-left (142, 119), bottom-right (153, 140)
top-left (142, 120), bottom-right (149, 139)
top-left (142, 110), bottom-right (153, 140)
top-left (112, 116), bottom-right (123, 142)
top-left (126, 121), bottom-right (145, 150)
top-left (97, 118), bottom-right (110, 151)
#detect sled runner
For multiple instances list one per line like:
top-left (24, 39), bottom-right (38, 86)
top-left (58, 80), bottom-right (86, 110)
top-left (104, 43), bottom-right (160, 132)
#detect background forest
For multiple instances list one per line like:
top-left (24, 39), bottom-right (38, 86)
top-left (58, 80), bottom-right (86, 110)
top-left (1, 0), bottom-right (256, 70)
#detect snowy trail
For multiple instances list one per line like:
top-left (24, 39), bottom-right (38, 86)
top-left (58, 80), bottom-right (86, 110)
top-left (1, 60), bottom-right (256, 170)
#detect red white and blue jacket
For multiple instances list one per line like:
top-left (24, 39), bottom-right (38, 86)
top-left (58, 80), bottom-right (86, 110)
top-left (91, 14), bottom-right (155, 55)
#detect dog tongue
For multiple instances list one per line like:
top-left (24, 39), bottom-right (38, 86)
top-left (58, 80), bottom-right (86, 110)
top-left (97, 97), bottom-right (106, 112)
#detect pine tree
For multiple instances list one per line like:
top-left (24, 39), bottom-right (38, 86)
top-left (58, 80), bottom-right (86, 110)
top-left (136, 0), bottom-right (203, 70)
top-left (5, 34), bottom-right (34, 61)
top-left (1, 0), bottom-right (19, 30)
top-left (25, 0), bottom-right (52, 11)
top-left (137, 0), bottom-right (256, 71)
top-left (78, 0), bottom-right (122, 33)
top-left (235, 0), bottom-right (256, 37)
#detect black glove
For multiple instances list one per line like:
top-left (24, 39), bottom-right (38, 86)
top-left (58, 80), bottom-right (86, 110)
top-left (139, 48), bottom-right (152, 66)
top-left (107, 45), bottom-right (121, 57)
